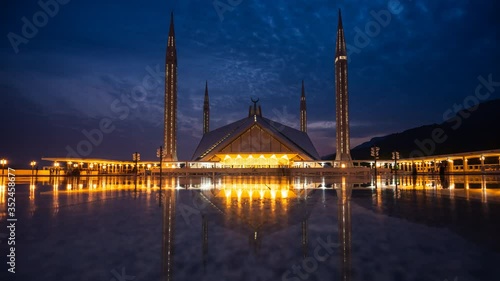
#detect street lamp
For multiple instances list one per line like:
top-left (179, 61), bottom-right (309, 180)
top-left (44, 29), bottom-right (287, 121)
top-left (370, 146), bottom-right (380, 176)
top-left (1, 159), bottom-right (7, 176)
top-left (132, 152), bottom-right (141, 176)
top-left (30, 161), bottom-right (37, 175)
top-left (54, 162), bottom-right (60, 175)
top-left (392, 151), bottom-right (400, 170)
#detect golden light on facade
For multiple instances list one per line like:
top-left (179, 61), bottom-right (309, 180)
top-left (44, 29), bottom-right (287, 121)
top-left (54, 162), bottom-right (60, 167)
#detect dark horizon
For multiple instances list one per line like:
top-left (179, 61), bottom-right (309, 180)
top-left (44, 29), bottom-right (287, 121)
top-left (1, 0), bottom-right (499, 166)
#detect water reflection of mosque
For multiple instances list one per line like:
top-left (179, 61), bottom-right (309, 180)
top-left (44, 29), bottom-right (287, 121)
top-left (160, 177), bottom-right (355, 281)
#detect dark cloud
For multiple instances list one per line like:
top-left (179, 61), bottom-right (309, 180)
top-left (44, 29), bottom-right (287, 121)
top-left (1, 0), bottom-right (499, 162)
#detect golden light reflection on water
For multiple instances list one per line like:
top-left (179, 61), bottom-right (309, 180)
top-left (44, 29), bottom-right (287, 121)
top-left (2, 174), bottom-right (500, 221)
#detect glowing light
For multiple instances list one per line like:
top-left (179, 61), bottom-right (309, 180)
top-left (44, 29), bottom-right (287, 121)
top-left (281, 189), bottom-right (288, 198)
top-left (271, 189), bottom-right (277, 199)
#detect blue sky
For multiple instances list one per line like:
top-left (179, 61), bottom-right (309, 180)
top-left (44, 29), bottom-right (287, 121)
top-left (1, 0), bottom-right (499, 165)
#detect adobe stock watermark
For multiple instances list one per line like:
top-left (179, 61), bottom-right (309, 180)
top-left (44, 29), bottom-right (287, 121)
top-left (109, 267), bottom-right (135, 281)
top-left (347, 0), bottom-right (407, 62)
top-left (65, 64), bottom-right (165, 158)
top-left (409, 74), bottom-right (499, 158)
top-left (178, 191), bottom-right (216, 227)
top-left (281, 235), bottom-right (339, 281)
top-left (213, 0), bottom-right (245, 22)
top-left (7, 0), bottom-right (71, 54)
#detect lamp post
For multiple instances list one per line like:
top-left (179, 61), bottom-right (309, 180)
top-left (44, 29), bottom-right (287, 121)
top-left (54, 162), bottom-right (60, 175)
top-left (1, 159), bottom-right (7, 176)
top-left (480, 155), bottom-right (485, 173)
top-left (132, 152), bottom-right (140, 192)
top-left (370, 146), bottom-right (380, 177)
top-left (392, 151), bottom-right (400, 189)
top-left (392, 151), bottom-right (400, 170)
top-left (30, 161), bottom-right (37, 176)
top-left (132, 152), bottom-right (141, 176)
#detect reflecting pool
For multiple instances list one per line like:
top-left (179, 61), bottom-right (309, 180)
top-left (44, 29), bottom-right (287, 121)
top-left (1, 175), bottom-right (500, 281)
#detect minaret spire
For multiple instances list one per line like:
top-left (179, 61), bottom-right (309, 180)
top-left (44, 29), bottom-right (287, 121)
top-left (335, 9), bottom-right (352, 166)
top-left (203, 81), bottom-right (210, 134)
top-left (300, 80), bottom-right (307, 132)
top-left (164, 11), bottom-right (178, 161)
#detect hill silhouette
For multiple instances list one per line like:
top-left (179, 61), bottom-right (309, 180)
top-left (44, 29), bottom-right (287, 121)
top-left (323, 99), bottom-right (500, 160)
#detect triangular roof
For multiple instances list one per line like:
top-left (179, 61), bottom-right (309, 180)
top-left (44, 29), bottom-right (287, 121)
top-left (191, 115), bottom-right (320, 161)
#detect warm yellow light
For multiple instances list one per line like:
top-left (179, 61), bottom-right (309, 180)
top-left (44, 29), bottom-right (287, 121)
top-left (271, 189), bottom-right (277, 199)
top-left (30, 161), bottom-right (37, 166)
top-left (281, 189), bottom-right (288, 198)
top-left (341, 163), bottom-right (346, 168)
top-left (54, 162), bottom-right (60, 167)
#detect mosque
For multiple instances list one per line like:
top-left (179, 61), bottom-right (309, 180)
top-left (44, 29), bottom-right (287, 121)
top-left (42, 10), bottom-right (355, 172)
top-left (163, 11), bottom-right (353, 168)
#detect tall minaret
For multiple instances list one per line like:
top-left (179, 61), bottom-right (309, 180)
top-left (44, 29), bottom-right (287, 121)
top-left (335, 9), bottom-right (352, 166)
top-left (203, 81), bottom-right (210, 134)
top-left (300, 80), bottom-right (307, 132)
top-left (164, 12), bottom-right (178, 161)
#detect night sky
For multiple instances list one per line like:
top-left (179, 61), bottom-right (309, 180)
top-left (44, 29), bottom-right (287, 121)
top-left (1, 0), bottom-right (499, 166)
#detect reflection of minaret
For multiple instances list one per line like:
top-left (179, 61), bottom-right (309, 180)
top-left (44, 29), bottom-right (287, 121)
top-left (164, 12), bottom-right (178, 161)
top-left (334, 9), bottom-right (353, 166)
top-left (301, 218), bottom-right (308, 258)
top-left (203, 81), bottom-right (210, 134)
top-left (162, 183), bottom-right (176, 281)
top-left (249, 229), bottom-right (261, 255)
top-left (336, 177), bottom-right (352, 281)
top-left (300, 80), bottom-right (307, 132)
top-left (202, 214), bottom-right (208, 270)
